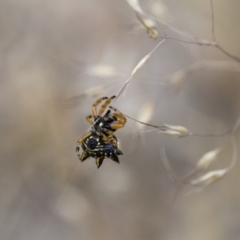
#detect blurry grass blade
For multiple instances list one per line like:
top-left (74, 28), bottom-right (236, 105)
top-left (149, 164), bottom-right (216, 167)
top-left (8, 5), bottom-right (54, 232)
top-left (84, 85), bottom-right (106, 97)
top-left (139, 15), bottom-right (157, 29)
top-left (196, 148), bottom-right (221, 170)
top-left (63, 85), bottom-right (112, 108)
top-left (84, 63), bottom-right (119, 78)
top-left (168, 70), bottom-right (188, 89)
top-left (150, 0), bottom-right (173, 25)
top-left (168, 62), bottom-right (201, 90)
top-left (160, 148), bottom-right (179, 183)
top-left (137, 101), bottom-right (155, 129)
top-left (169, 60), bottom-right (240, 90)
top-left (161, 148), bottom-right (186, 203)
top-left (126, 0), bottom-right (145, 15)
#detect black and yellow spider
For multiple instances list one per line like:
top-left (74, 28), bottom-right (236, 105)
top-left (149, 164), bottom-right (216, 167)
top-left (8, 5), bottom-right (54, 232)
top-left (76, 96), bottom-right (127, 168)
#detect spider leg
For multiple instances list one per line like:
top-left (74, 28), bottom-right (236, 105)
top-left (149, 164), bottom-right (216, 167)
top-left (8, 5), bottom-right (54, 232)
top-left (76, 132), bottom-right (92, 161)
top-left (109, 135), bottom-right (123, 156)
top-left (101, 132), bottom-right (114, 142)
top-left (108, 106), bottom-right (127, 130)
top-left (86, 115), bottom-right (94, 125)
top-left (102, 128), bottom-right (114, 137)
top-left (112, 138), bottom-right (123, 155)
top-left (109, 119), bottom-right (126, 130)
top-left (98, 95), bottom-right (116, 116)
top-left (109, 135), bottom-right (119, 147)
top-left (92, 97), bottom-right (108, 117)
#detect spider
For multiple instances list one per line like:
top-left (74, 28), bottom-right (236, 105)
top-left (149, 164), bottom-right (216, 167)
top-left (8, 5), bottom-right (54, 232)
top-left (76, 96), bottom-right (127, 168)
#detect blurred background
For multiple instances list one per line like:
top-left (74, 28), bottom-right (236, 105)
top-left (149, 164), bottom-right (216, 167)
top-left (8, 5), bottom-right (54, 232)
top-left (1, 0), bottom-right (240, 239)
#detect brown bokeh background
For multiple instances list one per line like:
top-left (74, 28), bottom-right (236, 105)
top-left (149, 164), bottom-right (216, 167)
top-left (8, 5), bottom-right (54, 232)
top-left (1, 0), bottom-right (240, 240)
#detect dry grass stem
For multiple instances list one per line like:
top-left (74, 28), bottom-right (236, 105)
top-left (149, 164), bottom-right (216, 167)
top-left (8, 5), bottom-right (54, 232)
top-left (123, 112), bottom-right (192, 138)
top-left (115, 39), bottom-right (166, 100)
top-left (210, 0), bottom-right (216, 42)
top-left (231, 114), bottom-right (240, 134)
top-left (214, 44), bottom-right (240, 63)
top-left (121, 0), bottom-right (240, 198)
top-left (169, 60), bottom-right (240, 89)
top-left (160, 148), bottom-right (180, 183)
top-left (126, 0), bottom-right (240, 64)
top-left (123, 112), bottom-right (164, 128)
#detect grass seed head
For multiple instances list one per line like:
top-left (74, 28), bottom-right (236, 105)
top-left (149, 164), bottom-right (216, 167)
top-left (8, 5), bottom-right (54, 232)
top-left (136, 14), bottom-right (158, 39)
top-left (196, 148), bottom-right (221, 170)
top-left (159, 124), bottom-right (191, 138)
top-left (131, 54), bottom-right (151, 77)
top-left (190, 169), bottom-right (228, 187)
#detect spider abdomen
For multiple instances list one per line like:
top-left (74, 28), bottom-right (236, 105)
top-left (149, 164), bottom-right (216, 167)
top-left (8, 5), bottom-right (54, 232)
top-left (86, 137), bottom-right (98, 149)
top-left (79, 133), bottom-right (122, 168)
